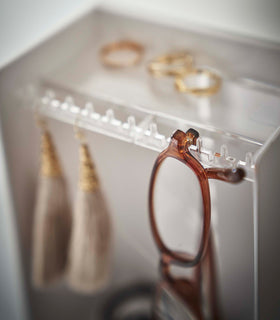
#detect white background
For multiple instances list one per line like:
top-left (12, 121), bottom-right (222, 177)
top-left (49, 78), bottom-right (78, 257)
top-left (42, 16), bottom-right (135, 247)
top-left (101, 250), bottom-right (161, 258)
top-left (1, 0), bottom-right (280, 69)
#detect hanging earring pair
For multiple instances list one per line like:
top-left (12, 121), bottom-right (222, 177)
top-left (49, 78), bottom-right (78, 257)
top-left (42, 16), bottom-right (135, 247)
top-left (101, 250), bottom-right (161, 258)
top-left (32, 113), bottom-right (112, 293)
top-left (67, 119), bottom-right (112, 293)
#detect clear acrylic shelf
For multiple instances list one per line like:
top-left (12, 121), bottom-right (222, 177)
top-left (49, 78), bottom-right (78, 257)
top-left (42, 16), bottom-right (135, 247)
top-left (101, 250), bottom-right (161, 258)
top-left (22, 81), bottom-right (261, 182)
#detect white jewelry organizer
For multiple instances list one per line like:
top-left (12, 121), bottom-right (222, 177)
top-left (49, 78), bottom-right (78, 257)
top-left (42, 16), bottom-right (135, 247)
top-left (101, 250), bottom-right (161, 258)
top-left (17, 9), bottom-right (280, 320)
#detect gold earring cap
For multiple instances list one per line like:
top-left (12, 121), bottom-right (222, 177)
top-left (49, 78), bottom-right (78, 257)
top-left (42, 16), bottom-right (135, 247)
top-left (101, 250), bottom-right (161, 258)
top-left (41, 131), bottom-right (62, 177)
top-left (79, 144), bottom-right (99, 192)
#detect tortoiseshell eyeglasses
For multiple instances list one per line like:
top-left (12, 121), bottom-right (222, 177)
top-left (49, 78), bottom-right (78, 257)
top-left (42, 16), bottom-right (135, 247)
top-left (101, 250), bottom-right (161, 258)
top-left (149, 128), bottom-right (245, 319)
top-left (149, 128), bottom-right (245, 267)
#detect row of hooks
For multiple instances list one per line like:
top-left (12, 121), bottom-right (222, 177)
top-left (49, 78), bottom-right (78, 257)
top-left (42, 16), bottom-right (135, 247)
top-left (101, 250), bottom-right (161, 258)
top-left (38, 89), bottom-right (255, 180)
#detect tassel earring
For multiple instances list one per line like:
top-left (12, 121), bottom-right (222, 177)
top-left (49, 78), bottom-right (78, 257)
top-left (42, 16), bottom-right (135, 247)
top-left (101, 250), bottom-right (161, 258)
top-left (67, 122), bottom-right (112, 294)
top-left (32, 116), bottom-right (72, 288)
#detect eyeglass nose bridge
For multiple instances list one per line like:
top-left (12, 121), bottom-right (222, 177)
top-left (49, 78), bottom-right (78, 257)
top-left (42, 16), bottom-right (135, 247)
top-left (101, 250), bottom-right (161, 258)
top-left (172, 129), bottom-right (199, 153)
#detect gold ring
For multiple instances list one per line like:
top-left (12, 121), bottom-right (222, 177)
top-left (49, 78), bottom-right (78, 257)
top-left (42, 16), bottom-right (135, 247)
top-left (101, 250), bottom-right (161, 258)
top-left (147, 52), bottom-right (193, 77)
top-left (100, 40), bottom-right (144, 68)
top-left (175, 68), bottom-right (221, 96)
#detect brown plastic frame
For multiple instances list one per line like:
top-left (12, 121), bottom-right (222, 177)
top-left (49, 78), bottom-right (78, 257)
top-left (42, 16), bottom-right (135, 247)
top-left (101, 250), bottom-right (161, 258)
top-left (155, 233), bottom-right (220, 320)
top-left (149, 129), bottom-right (245, 267)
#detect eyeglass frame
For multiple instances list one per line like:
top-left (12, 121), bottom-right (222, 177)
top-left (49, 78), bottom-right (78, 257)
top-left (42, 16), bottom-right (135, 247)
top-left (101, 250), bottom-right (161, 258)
top-left (148, 128), bottom-right (245, 267)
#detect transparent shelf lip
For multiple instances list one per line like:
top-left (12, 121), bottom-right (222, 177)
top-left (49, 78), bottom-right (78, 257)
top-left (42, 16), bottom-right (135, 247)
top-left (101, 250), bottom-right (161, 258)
top-left (22, 80), bottom-right (259, 183)
top-left (41, 79), bottom-right (264, 147)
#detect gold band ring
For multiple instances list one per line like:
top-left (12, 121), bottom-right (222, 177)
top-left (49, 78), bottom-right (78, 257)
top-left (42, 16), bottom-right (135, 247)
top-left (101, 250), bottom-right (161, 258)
top-left (175, 68), bottom-right (221, 96)
top-left (100, 40), bottom-right (144, 68)
top-left (148, 52), bottom-right (193, 77)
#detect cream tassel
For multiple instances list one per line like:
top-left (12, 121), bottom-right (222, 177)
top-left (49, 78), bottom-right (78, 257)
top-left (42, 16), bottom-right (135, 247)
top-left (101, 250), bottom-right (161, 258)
top-left (67, 143), bottom-right (111, 293)
top-left (32, 130), bottom-right (72, 288)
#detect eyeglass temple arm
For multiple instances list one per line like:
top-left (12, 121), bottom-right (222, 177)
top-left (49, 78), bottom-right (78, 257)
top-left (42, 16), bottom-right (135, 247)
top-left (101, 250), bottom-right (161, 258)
top-left (205, 167), bottom-right (245, 183)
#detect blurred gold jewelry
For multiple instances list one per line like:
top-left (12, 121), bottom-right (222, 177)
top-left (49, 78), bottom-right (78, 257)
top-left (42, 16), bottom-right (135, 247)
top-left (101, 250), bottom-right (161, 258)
top-left (175, 68), bottom-right (221, 96)
top-left (148, 52), bottom-right (193, 77)
top-left (100, 40), bottom-right (144, 68)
